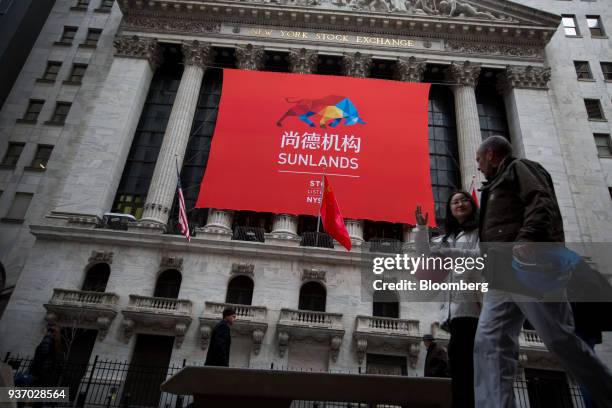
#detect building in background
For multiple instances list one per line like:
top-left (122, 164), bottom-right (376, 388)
top-left (0, 0), bottom-right (611, 406)
top-left (0, 0), bottom-right (57, 110)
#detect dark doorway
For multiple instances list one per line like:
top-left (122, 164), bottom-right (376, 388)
top-left (372, 290), bottom-right (399, 319)
top-left (60, 328), bottom-right (97, 400)
top-left (81, 263), bottom-right (110, 292)
top-left (525, 368), bottom-right (573, 408)
top-left (366, 354), bottom-right (407, 376)
top-left (298, 281), bottom-right (326, 312)
top-left (153, 269), bottom-right (182, 299)
top-left (122, 334), bottom-right (174, 407)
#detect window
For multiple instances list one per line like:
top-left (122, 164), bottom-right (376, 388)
top-left (594, 134), bottom-right (612, 157)
top-left (40, 61), bottom-right (61, 82)
top-left (82, 29), bottom-right (101, 47)
top-left (66, 63), bottom-right (87, 84)
top-left (584, 99), bottom-right (606, 120)
top-left (587, 16), bottom-right (605, 37)
top-left (562, 15), bottom-right (580, 36)
top-left (601, 62), bottom-right (612, 81)
top-left (226, 275), bottom-right (254, 305)
top-left (153, 269), bottom-right (181, 298)
top-left (29, 145), bottom-right (54, 170)
top-left (72, 0), bottom-right (89, 9)
top-left (298, 281), bottom-right (326, 312)
top-left (82, 263), bottom-right (110, 292)
top-left (48, 102), bottom-right (71, 124)
top-left (3, 192), bottom-right (33, 221)
top-left (97, 0), bottom-right (113, 11)
top-left (574, 61), bottom-right (593, 80)
top-left (20, 100), bottom-right (44, 122)
top-left (1, 142), bottom-right (25, 167)
top-left (58, 26), bottom-right (77, 44)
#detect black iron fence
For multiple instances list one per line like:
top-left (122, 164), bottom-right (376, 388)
top-left (4, 354), bottom-right (584, 408)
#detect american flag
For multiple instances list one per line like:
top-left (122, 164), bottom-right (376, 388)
top-left (176, 167), bottom-right (190, 242)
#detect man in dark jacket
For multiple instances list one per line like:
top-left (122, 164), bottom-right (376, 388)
top-left (422, 334), bottom-right (449, 378)
top-left (204, 308), bottom-right (236, 367)
top-left (473, 136), bottom-right (612, 408)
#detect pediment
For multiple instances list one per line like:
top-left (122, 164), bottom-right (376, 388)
top-left (118, 0), bottom-right (560, 52)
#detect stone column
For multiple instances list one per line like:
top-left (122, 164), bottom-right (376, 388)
top-left (345, 219), bottom-right (364, 244)
top-left (140, 41), bottom-right (212, 226)
top-left (235, 43), bottom-right (265, 70)
top-left (498, 65), bottom-right (581, 241)
top-left (52, 35), bottom-right (161, 222)
top-left (396, 56), bottom-right (427, 82)
top-left (271, 214), bottom-right (298, 239)
top-left (288, 48), bottom-right (318, 74)
top-left (339, 52), bottom-right (372, 240)
top-left (342, 52), bottom-right (372, 78)
top-left (203, 209), bottom-right (234, 234)
top-left (271, 48), bottom-right (319, 239)
top-left (448, 61), bottom-right (483, 192)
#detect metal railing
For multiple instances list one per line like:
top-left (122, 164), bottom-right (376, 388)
top-left (301, 232), bottom-right (334, 248)
top-left (232, 226), bottom-right (266, 242)
top-left (3, 354), bottom-right (584, 408)
top-left (368, 238), bottom-right (403, 254)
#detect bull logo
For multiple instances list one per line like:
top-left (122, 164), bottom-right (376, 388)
top-left (276, 95), bottom-right (366, 128)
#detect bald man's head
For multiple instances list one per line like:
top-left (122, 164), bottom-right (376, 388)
top-left (476, 135), bottom-right (513, 179)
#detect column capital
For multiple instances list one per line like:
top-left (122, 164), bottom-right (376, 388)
top-left (288, 48), bottom-right (318, 74)
top-left (182, 40), bottom-right (213, 68)
top-left (343, 52), bottom-right (372, 78)
top-left (448, 61), bottom-right (481, 87)
top-left (113, 35), bottom-right (162, 69)
top-left (396, 56), bottom-right (427, 82)
top-left (235, 44), bottom-right (265, 71)
top-left (497, 65), bottom-right (551, 93)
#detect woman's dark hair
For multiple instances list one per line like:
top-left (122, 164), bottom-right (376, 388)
top-left (443, 190), bottom-right (479, 240)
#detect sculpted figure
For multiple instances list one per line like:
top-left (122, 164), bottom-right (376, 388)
top-left (407, 0), bottom-right (438, 15)
top-left (438, 0), bottom-right (505, 20)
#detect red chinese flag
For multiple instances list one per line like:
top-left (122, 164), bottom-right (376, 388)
top-left (321, 176), bottom-right (352, 251)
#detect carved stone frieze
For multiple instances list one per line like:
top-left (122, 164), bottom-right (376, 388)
top-left (122, 15), bottom-right (221, 35)
top-left (343, 52), bottom-right (372, 78)
top-left (288, 48), bottom-right (319, 74)
top-left (89, 250), bottom-right (114, 265)
top-left (302, 268), bottom-right (326, 283)
top-left (182, 41), bottom-right (213, 68)
top-left (228, 0), bottom-right (516, 21)
top-left (396, 56), bottom-right (427, 82)
top-left (497, 65), bottom-right (551, 92)
top-left (445, 41), bottom-right (544, 59)
top-left (231, 263), bottom-right (255, 277)
top-left (161, 256), bottom-right (183, 271)
top-left (113, 35), bottom-right (162, 68)
top-left (448, 60), bottom-right (481, 87)
top-left (235, 44), bottom-right (265, 71)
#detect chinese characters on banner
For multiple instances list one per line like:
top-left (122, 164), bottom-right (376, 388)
top-left (195, 69), bottom-right (434, 226)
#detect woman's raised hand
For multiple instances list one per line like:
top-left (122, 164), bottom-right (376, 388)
top-left (415, 205), bottom-right (429, 226)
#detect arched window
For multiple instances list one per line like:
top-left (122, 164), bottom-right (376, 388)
top-left (298, 281), bottom-right (326, 312)
top-left (153, 269), bottom-right (182, 299)
top-left (226, 275), bottom-right (254, 305)
top-left (372, 290), bottom-right (399, 319)
top-left (81, 263), bottom-right (110, 292)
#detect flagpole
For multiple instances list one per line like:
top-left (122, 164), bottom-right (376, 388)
top-left (315, 171), bottom-right (325, 247)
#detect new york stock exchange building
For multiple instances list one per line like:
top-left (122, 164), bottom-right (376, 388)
top-left (0, 0), bottom-right (611, 406)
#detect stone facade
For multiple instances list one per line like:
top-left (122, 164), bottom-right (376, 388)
top-left (0, 0), bottom-right (611, 389)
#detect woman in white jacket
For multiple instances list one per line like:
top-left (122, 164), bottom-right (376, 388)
top-left (414, 190), bottom-right (481, 408)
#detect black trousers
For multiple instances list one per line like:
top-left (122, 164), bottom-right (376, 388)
top-left (448, 317), bottom-right (479, 408)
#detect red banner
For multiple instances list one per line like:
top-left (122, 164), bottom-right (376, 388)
top-left (196, 69), bottom-right (434, 225)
